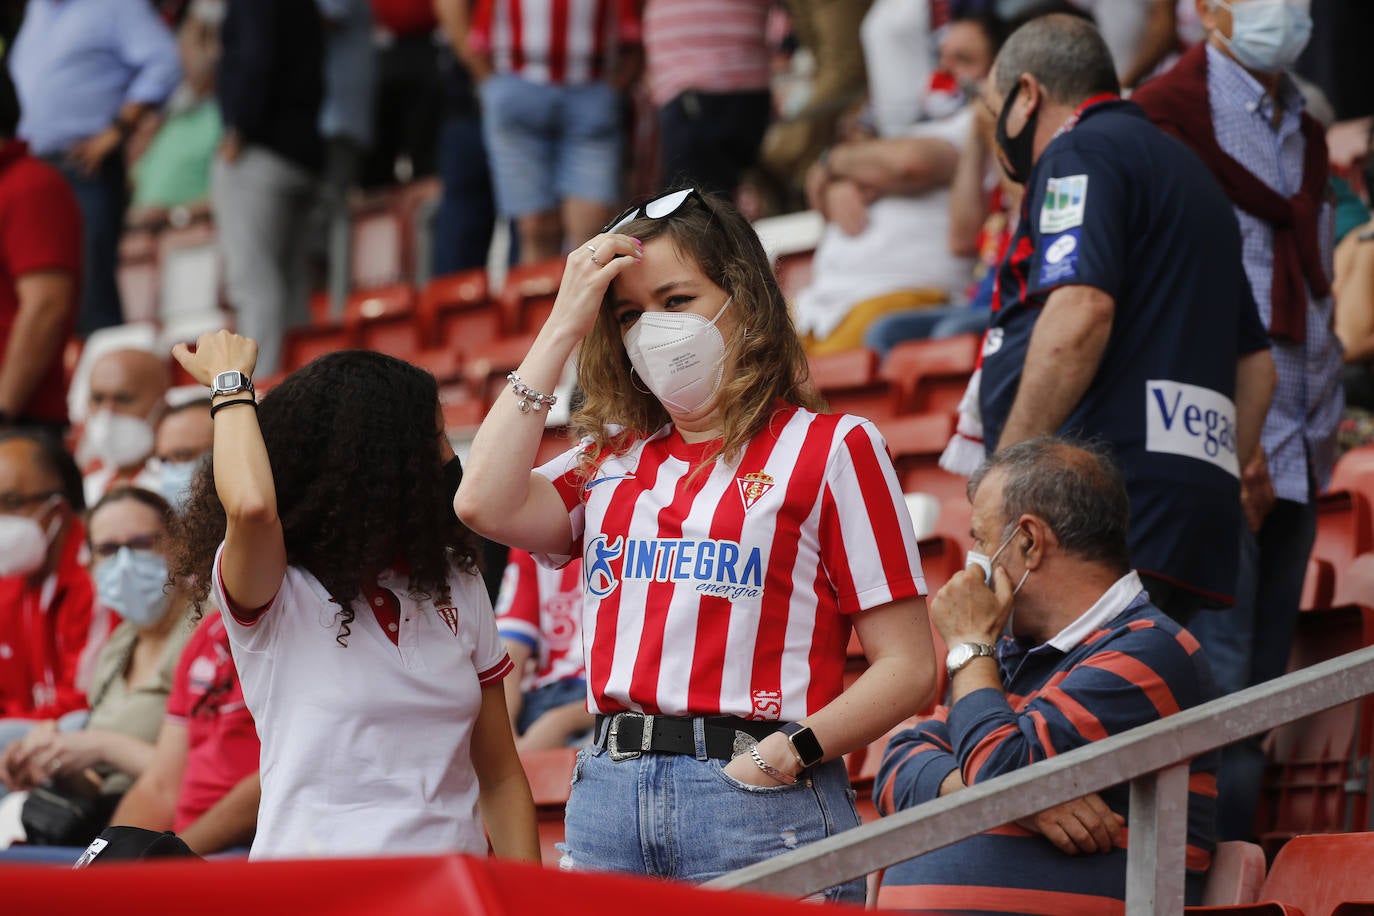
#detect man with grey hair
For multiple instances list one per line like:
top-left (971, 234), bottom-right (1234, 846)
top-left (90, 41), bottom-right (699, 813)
top-left (1133, 0), bottom-right (1343, 843)
top-left (876, 437), bottom-right (1219, 912)
top-left (976, 13), bottom-right (1276, 627)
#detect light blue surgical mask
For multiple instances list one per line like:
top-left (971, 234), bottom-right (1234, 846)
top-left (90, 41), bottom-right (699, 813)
top-left (156, 459), bottom-right (200, 514)
top-left (95, 548), bottom-right (171, 628)
top-left (1215, 0), bottom-right (1312, 73)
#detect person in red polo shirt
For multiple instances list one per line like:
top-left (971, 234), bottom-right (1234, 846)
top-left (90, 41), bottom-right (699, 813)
top-left (0, 66), bottom-right (82, 437)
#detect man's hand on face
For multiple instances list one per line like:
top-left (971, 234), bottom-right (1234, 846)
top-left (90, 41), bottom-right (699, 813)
top-left (930, 565), bottom-right (1015, 647)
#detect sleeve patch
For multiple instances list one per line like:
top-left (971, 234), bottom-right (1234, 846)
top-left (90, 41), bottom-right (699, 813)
top-left (1038, 229), bottom-right (1082, 285)
top-left (1039, 174), bottom-right (1088, 233)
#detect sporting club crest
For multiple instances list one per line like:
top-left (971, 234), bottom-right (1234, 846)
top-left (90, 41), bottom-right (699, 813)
top-left (737, 472), bottom-right (775, 511)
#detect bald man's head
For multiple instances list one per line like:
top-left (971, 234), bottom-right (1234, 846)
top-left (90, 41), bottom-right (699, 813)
top-left (89, 349), bottom-right (170, 421)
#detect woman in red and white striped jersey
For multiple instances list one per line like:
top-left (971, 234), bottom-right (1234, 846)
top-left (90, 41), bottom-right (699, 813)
top-left (456, 188), bottom-right (936, 899)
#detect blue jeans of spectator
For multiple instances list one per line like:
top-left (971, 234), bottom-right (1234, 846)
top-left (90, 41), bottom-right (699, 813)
top-left (47, 153), bottom-right (126, 335)
top-left (479, 75), bottom-right (622, 217)
top-left (863, 306), bottom-right (991, 358)
top-left (658, 89), bottom-right (771, 199)
top-left (516, 677), bottom-right (588, 736)
top-left (1187, 493), bottom-right (1317, 840)
top-left (432, 111), bottom-right (496, 276)
top-left (562, 722), bottom-right (865, 902)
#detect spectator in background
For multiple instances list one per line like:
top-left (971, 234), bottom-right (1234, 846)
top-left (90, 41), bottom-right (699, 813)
top-left (212, 0), bottom-right (324, 376)
top-left (128, 0), bottom-right (225, 225)
top-left (1133, 0), bottom-right (1343, 842)
top-left (316, 0), bottom-right (376, 312)
top-left (877, 439), bottom-right (1218, 911)
top-left (433, 0), bottom-right (497, 275)
top-left (760, 0), bottom-right (873, 193)
top-left (107, 612), bottom-right (261, 856)
top-left (78, 348), bottom-right (169, 507)
top-left (977, 14), bottom-right (1276, 626)
top-left (495, 551), bottom-right (592, 751)
top-left (147, 400), bottom-right (213, 513)
top-left (8, 0), bottom-right (180, 336)
top-left (793, 12), bottom-right (1000, 355)
top-left (0, 432), bottom-right (93, 751)
top-left (464, 0), bottom-right (642, 264)
top-left (0, 66), bottom-right (82, 438)
top-left (642, 0), bottom-right (772, 200)
top-left (363, 0), bottom-right (444, 187)
top-left (0, 488), bottom-right (194, 850)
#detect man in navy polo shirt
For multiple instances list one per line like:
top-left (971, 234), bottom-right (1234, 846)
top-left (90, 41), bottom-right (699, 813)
top-left (977, 13), bottom-right (1277, 624)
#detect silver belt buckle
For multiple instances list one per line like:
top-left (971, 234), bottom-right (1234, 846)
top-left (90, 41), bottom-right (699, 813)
top-left (607, 712), bottom-right (653, 761)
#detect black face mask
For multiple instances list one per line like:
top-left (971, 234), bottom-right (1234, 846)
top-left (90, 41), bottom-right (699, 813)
top-left (995, 79), bottom-right (1039, 185)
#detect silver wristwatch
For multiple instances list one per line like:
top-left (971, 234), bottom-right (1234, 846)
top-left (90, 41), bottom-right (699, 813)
top-left (210, 370), bottom-right (254, 398)
top-left (945, 642), bottom-right (997, 677)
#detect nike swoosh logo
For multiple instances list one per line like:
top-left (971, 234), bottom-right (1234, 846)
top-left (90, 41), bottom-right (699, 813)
top-left (584, 474), bottom-right (635, 491)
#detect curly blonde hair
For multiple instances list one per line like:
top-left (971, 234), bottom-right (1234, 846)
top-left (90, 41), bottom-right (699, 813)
top-left (572, 191), bottom-right (824, 476)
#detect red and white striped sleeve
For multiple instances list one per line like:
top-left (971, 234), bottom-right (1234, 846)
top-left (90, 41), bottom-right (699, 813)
top-left (531, 439), bottom-right (591, 569)
top-left (494, 550), bottom-right (543, 651)
top-left (818, 422), bottom-right (927, 615)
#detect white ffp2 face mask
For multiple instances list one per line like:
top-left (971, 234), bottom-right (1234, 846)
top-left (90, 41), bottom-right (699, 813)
top-left (966, 524), bottom-right (1030, 595)
top-left (79, 410), bottom-right (156, 470)
top-left (624, 296), bottom-right (733, 415)
top-left (0, 498), bottom-right (61, 578)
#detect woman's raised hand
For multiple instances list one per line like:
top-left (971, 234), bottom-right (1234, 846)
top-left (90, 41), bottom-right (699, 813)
top-left (546, 233), bottom-right (643, 340)
top-left (171, 330), bottom-right (260, 387)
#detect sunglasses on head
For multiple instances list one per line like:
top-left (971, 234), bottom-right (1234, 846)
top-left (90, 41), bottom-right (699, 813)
top-left (602, 187), bottom-right (701, 235)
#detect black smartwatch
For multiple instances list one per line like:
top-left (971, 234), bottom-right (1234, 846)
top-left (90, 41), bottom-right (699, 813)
top-left (780, 722), bottom-right (825, 769)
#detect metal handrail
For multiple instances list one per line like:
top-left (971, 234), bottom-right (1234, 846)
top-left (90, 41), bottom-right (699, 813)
top-left (706, 642), bottom-right (1374, 915)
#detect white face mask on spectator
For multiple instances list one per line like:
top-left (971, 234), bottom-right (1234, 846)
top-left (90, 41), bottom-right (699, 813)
top-left (0, 496), bottom-right (61, 577)
top-left (154, 459), bottom-right (199, 514)
top-left (79, 410), bottom-right (156, 470)
top-left (966, 523), bottom-right (1031, 595)
top-left (624, 296), bottom-right (733, 415)
top-left (1214, 0), bottom-right (1313, 73)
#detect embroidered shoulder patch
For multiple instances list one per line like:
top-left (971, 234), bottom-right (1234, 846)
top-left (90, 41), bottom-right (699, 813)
top-left (1039, 174), bottom-right (1088, 234)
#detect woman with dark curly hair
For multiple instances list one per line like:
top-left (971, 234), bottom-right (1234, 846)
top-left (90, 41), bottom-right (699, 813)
top-left (169, 331), bottom-right (538, 861)
top-left (456, 188), bottom-right (937, 899)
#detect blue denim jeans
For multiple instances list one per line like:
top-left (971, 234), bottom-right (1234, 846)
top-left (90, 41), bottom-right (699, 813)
top-left (46, 154), bottom-right (126, 335)
top-left (432, 111), bottom-right (496, 276)
top-left (562, 721), bottom-right (865, 902)
top-left (1187, 494), bottom-right (1317, 840)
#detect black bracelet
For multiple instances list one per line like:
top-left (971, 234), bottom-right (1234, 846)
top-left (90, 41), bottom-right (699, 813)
top-left (210, 397), bottom-right (257, 419)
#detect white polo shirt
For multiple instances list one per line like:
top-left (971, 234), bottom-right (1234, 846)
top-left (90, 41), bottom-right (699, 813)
top-left (212, 544), bottom-right (512, 860)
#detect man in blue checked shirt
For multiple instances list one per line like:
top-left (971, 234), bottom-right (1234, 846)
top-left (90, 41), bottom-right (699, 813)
top-left (1135, 0), bottom-right (1344, 842)
top-left (8, 0), bottom-right (181, 336)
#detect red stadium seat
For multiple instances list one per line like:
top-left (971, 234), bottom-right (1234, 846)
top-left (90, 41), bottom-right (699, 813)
top-left (1253, 606), bottom-right (1374, 855)
top-left (1311, 491), bottom-right (1374, 571)
top-left (1188, 833), bottom-right (1374, 916)
top-left (116, 258), bottom-right (159, 324)
top-left (438, 379), bottom-right (487, 433)
top-left (774, 249), bottom-right (815, 303)
top-left (1200, 841), bottom-right (1267, 907)
top-left (1332, 446), bottom-right (1374, 506)
top-left (880, 334), bottom-right (980, 416)
top-left (537, 427), bottom-right (575, 466)
top-left (500, 259), bottom-right (564, 334)
top-left (410, 348), bottom-right (464, 384)
top-left (420, 269), bottom-right (497, 354)
top-left (874, 414), bottom-right (970, 549)
top-left (808, 348), bottom-right (898, 420)
top-left (347, 284), bottom-right (420, 358)
top-left (1335, 555), bottom-right (1374, 610)
top-left (520, 747), bottom-right (578, 867)
top-left (1301, 558), bottom-right (1336, 612)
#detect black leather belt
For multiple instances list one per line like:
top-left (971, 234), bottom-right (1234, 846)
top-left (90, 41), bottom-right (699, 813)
top-left (593, 712), bottom-right (785, 761)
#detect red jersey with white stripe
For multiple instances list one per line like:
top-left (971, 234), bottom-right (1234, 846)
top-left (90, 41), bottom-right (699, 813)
top-left (470, 0), bottom-right (642, 85)
top-left (495, 549), bottom-right (586, 691)
top-left (534, 406), bottom-right (926, 721)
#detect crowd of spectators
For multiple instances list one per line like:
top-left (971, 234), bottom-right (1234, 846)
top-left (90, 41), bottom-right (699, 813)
top-left (0, 0), bottom-right (1370, 909)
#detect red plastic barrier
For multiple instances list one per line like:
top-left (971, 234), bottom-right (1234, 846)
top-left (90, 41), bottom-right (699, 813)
top-left (3, 853), bottom-right (833, 916)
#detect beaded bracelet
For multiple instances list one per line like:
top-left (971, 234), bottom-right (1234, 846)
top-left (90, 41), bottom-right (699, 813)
top-left (507, 371), bottom-right (558, 414)
top-left (749, 747), bottom-right (796, 786)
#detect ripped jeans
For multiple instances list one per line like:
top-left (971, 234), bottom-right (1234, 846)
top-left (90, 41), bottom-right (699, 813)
top-left (560, 722), bottom-right (866, 903)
